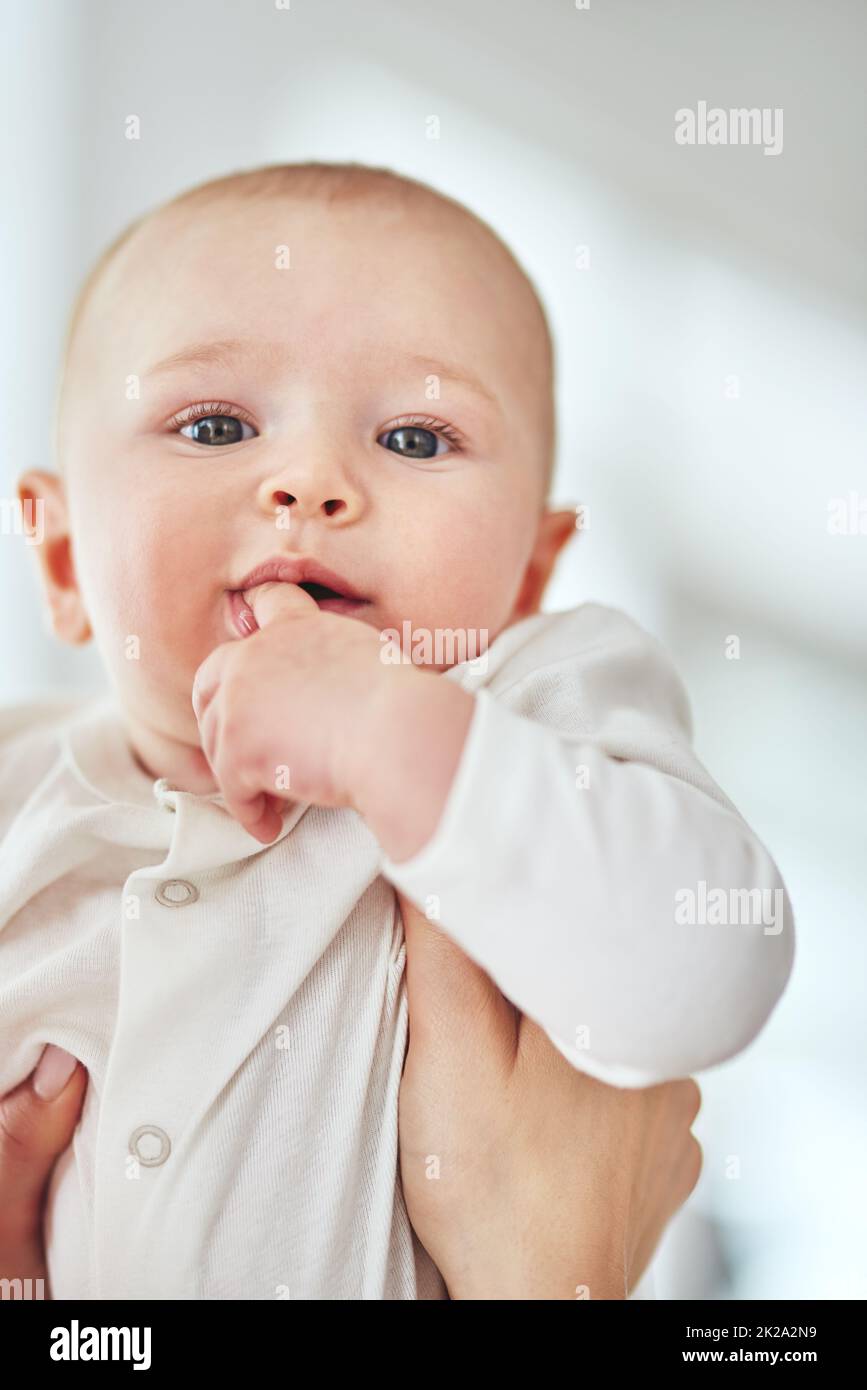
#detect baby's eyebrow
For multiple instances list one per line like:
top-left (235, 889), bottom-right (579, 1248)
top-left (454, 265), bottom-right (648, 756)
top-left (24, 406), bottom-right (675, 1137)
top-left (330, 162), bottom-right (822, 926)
top-left (401, 353), bottom-right (502, 414)
top-left (142, 338), bottom-right (502, 413)
top-left (143, 337), bottom-right (279, 379)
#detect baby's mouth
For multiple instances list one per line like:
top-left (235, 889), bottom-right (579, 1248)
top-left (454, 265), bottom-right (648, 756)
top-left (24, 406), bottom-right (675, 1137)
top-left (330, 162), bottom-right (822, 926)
top-left (227, 582), bottom-right (371, 637)
top-left (293, 580), bottom-right (372, 616)
top-left (297, 580), bottom-right (353, 603)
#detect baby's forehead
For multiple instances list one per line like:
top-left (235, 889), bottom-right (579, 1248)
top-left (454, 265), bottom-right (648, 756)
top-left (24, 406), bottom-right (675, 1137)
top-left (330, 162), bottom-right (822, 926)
top-left (64, 190), bottom-right (553, 460)
top-left (108, 192), bottom-right (537, 325)
top-left (106, 189), bottom-right (531, 318)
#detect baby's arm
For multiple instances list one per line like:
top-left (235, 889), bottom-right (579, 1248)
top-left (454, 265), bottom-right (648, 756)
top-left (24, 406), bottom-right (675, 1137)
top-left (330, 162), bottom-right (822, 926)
top-left (363, 606), bottom-right (795, 1087)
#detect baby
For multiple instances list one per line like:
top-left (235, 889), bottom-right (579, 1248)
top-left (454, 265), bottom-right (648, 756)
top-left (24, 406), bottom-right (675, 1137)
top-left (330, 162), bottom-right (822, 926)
top-left (1, 161), bottom-right (794, 1300)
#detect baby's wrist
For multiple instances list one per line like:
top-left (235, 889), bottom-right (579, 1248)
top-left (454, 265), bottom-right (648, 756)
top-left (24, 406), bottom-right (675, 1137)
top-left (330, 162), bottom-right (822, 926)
top-left (344, 663), bottom-right (420, 818)
top-left (350, 668), bottom-right (475, 862)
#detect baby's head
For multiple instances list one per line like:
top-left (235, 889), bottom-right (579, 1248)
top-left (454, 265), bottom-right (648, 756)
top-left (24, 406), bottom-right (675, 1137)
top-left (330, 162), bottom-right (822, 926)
top-left (20, 162), bottom-right (576, 788)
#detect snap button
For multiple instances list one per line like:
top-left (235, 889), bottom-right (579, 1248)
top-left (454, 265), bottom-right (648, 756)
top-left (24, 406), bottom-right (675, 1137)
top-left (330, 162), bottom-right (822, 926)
top-left (155, 879), bottom-right (199, 907)
top-left (129, 1124), bottom-right (171, 1167)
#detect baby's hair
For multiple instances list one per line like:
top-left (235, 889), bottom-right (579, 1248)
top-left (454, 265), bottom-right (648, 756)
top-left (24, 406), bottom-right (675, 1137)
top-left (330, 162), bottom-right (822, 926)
top-left (57, 161), bottom-right (556, 503)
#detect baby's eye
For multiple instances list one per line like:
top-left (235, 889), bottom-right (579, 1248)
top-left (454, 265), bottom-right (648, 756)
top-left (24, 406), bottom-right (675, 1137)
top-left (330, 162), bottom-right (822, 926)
top-left (377, 423), bottom-right (453, 459)
top-left (179, 413), bottom-right (257, 446)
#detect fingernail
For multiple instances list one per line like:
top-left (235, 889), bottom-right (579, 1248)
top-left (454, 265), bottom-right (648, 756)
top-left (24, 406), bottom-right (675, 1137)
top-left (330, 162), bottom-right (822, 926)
top-left (33, 1044), bottom-right (78, 1101)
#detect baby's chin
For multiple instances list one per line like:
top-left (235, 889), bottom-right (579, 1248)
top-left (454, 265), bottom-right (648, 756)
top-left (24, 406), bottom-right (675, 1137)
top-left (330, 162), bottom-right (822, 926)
top-left (118, 693), bottom-right (221, 795)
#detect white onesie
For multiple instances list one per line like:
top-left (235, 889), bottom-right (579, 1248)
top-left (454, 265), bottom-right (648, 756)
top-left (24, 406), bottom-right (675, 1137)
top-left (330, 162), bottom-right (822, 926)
top-left (0, 603), bottom-right (794, 1299)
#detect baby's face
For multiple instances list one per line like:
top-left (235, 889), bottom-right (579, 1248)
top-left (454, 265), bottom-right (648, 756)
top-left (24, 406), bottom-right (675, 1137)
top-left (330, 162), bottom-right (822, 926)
top-left (40, 195), bottom-right (564, 783)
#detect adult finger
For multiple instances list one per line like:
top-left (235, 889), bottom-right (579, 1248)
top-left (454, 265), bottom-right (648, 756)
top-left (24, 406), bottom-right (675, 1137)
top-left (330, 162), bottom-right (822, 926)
top-left (0, 1046), bottom-right (87, 1240)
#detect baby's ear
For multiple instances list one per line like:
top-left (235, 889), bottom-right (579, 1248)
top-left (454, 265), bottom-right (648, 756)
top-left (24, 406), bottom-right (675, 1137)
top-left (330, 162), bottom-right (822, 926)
top-left (16, 469), bottom-right (92, 645)
top-left (510, 507), bottom-right (580, 620)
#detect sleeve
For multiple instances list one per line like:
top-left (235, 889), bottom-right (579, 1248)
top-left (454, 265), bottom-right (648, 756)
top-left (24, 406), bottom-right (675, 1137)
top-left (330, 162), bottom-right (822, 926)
top-left (377, 606), bottom-right (795, 1088)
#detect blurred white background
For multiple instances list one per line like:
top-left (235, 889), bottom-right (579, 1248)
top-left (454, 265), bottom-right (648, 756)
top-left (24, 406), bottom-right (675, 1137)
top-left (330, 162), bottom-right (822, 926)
top-left (2, 0), bottom-right (865, 1298)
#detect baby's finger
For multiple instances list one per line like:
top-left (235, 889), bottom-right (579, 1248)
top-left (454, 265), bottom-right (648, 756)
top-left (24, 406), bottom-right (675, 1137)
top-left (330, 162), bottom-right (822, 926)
top-left (243, 581), bottom-right (318, 630)
top-left (228, 791), bottom-right (285, 844)
top-left (191, 642), bottom-right (232, 723)
top-left (216, 758), bottom-right (286, 844)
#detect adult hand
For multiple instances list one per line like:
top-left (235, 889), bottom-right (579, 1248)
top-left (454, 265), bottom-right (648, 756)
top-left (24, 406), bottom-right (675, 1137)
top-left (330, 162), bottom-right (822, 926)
top-left (397, 894), bottom-right (702, 1299)
top-left (0, 1045), bottom-right (87, 1298)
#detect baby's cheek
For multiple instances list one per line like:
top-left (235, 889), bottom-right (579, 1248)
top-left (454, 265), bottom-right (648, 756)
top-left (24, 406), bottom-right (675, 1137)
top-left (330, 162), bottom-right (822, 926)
top-left (87, 543), bottom-right (181, 675)
top-left (440, 539), bottom-right (519, 620)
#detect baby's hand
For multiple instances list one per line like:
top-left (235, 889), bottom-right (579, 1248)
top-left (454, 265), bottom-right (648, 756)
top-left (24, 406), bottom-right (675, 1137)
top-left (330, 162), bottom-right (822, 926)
top-left (191, 582), bottom-right (402, 843)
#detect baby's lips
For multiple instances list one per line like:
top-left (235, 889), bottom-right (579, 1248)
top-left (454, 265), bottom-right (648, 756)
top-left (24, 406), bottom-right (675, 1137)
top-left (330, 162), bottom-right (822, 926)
top-left (228, 588), bottom-right (259, 637)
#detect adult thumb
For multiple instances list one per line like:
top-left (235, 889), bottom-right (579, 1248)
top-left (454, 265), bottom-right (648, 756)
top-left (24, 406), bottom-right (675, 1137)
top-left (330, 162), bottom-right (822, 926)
top-left (399, 893), bottom-right (519, 1054)
top-left (0, 1046), bottom-right (87, 1222)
